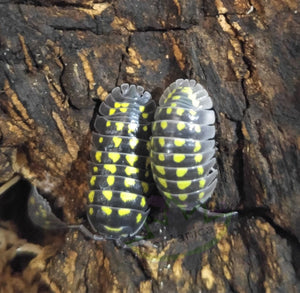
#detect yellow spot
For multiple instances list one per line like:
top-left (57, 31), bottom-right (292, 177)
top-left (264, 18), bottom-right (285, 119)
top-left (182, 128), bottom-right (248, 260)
top-left (171, 103), bottom-right (177, 107)
top-left (199, 192), bottom-right (205, 199)
top-left (176, 108), bottom-right (184, 116)
top-left (89, 207), bottom-right (94, 215)
top-left (109, 108), bottom-right (116, 115)
top-left (108, 152), bottom-right (120, 163)
top-left (159, 138), bottom-right (165, 147)
top-left (118, 209), bottom-right (130, 216)
top-left (177, 204), bottom-right (187, 209)
top-left (195, 125), bottom-right (201, 133)
top-left (200, 179), bottom-right (206, 188)
top-left (115, 102), bottom-right (121, 108)
top-left (152, 122), bottom-right (157, 131)
top-left (178, 194), bottom-right (188, 201)
top-left (158, 154), bottom-right (165, 161)
top-left (120, 192), bottom-right (137, 202)
top-left (173, 154), bottom-right (185, 163)
top-left (125, 166), bottom-right (139, 176)
top-left (197, 166), bottom-right (204, 175)
top-left (102, 206), bottom-right (112, 215)
top-left (181, 87), bottom-right (193, 95)
top-left (121, 102), bottom-right (129, 107)
top-left (103, 190), bottom-right (113, 200)
top-left (88, 191), bottom-right (95, 203)
top-left (143, 125), bottom-right (148, 132)
top-left (120, 108), bottom-right (127, 113)
top-left (116, 122), bottom-right (124, 131)
top-left (95, 151), bottom-right (102, 163)
top-left (195, 154), bottom-right (203, 163)
top-left (129, 138), bottom-right (138, 149)
top-left (139, 106), bottom-right (145, 112)
top-left (128, 123), bottom-right (137, 133)
top-left (145, 170), bottom-right (149, 178)
top-left (113, 137), bottom-right (122, 148)
top-left (161, 121), bottom-right (168, 129)
top-left (163, 192), bottom-right (172, 199)
top-left (189, 109), bottom-right (197, 116)
top-left (106, 121), bottom-right (111, 127)
top-left (124, 178), bottom-right (135, 187)
top-left (177, 122), bottom-right (185, 131)
top-left (93, 166), bottom-right (99, 173)
top-left (166, 108), bottom-right (172, 114)
top-left (126, 154), bottom-right (138, 166)
top-left (142, 182), bottom-right (149, 193)
top-left (142, 113), bottom-right (149, 119)
top-left (174, 139), bottom-right (185, 147)
top-left (177, 180), bottom-right (192, 190)
top-left (158, 177), bottom-right (168, 188)
top-left (29, 196), bottom-right (35, 205)
top-left (155, 165), bottom-right (166, 175)
top-left (107, 176), bottom-right (115, 186)
top-left (147, 141), bottom-right (151, 151)
top-left (104, 225), bottom-right (122, 232)
top-left (104, 164), bottom-right (117, 174)
top-left (176, 168), bottom-right (188, 177)
top-left (194, 141), bottom-right (201, 152)
top-left (140, 197), bottom-right (146, 207)
top-left (99, 137), bottom-right (104, 143)
top-left (90, 176), bottom-right (96, 186)
top-left (136, 213), bottom-right (142, 223)
top-left (146, 157), bottom-right (151, 168)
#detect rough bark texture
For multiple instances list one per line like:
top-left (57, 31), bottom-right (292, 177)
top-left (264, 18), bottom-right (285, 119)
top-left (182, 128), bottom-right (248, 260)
top-left (0, 0), bottom-right (299, 292)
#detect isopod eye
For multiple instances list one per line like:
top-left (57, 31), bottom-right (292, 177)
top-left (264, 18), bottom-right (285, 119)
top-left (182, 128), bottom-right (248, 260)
top-left (27, 186), bottom-right (67, 230)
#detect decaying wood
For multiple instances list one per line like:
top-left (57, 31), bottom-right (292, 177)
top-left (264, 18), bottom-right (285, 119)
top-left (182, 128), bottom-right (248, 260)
top-left (0, 0), bottom-right (299, 292)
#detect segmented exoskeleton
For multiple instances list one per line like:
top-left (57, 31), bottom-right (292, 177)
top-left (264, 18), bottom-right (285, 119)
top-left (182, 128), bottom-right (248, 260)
top-left (151, 79), bottom-right (237, 218)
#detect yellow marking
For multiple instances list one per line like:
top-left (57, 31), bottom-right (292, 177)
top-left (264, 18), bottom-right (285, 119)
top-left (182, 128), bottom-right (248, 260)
top-left (124, 177), bottom-right (135, 187)
top-left (142, 182), bottom-right (149, 193)
top-left (108, 152), bottom-right (120, 163)
top-left (195, 125), bottom-right (201, 133)
top-left (95, 151), bottom-right (102, 163)
top-left (197, 166), bottom-right (204, 175)
top-left (199, 191), bottom-right (205, 199)
top-left (159, 138), bottom-right (165, 147)
top-left (174, 139), bottom-right (185, 147)
top-left (166, 108), bottom-right (172, 114)
top-left (89, 207), bottom-right (94, 215)
top-left (199, 179), bottom-right (206, 188)
top-left (158, 177), bottom-right (168, 188)
top-left (122, 102), bottom-right (129, 107)
top-left (158, 153), bottom-right (165, 161)
top-left (142, 113), bottom-right (149, 119)
top-left (29, 196), bottom-right (35, 205)
top-left (107, 175), bottom-right (115, 186)
top-left (177, 204), bottom-right (187, 209)
top-left (171, 103), bottom-right (177, 107)
top-left (93, 166), bottom-right (99, 173)
top-left (145, 170), bottom-right (149, 178)
top-left (195, 154), bottom-right (203, 163)
top-left (176, 168), bottom-right (188, 177)
top-left (88, 191), bottom-right (95, 203)
top-left (116, 122), bottom-right (124, 131)
top-left (173, 154), bottom-right (185, 163)
top-left (176, 108), bottom-right (185, 116)
top-left (172, 95), bottom-right (181, 100)
top-left (104, 164), bottom-right (117, 174)
top-left (194, 141), bottom-right (201, 152)
top-left (128, 123), bottom-right (137, 133)
top-left (126, 154), bottom-right (138, 166)
top-left (189, 109), bottom-right (197, 116)
top-left (120, 192), bottom-right (137, 202)
top-left (106, 121), bottom-right (111, 127)
top-left (155, 165), bottom-right (166, 175)
top-left (109, 108), bottom-right (116, 115)
top-left (163, 192), bottom-right (172, 199)
top-left (143, 125), bottom-right (148, 132)
top-left (99, 137), bottom-right (103, 143)
top-left (140, 197), bottom-right (146, 207)
top-left (129, 138), bottom-right (138, 149)
top-left (178, 194), bottom-right (188, 201)
top-left (181, 87), bottom-right (193, 94)
top-left (147, 141), bottom-right (151, 151)
top-left (120, 108), bottom-right (127, 113)
top-left (102, 206), bottom-right (112, 215)
top-left (90, 176), bottom-right (96, 186)
top-left (103, 190), bottom-right (113, 200)
top-left (113, 137), bottom-right (122, 148)
top-left (139, 106), bottom-right (145, 112)
top-left (161, 121), bottom-right (168, 129)
top-left (125, 166), bottom-right (139, 176)
top-left (152, 122), bottom-right (157, 131)
top-left (115, 102), bottom-right (121, 108)
top-left (177, 180), bottom-right (192, 190)
top-left (118, 208), bottom-right (130, 216)
top-left (177, 122), bottom-right (185, 131)
top-left (104, 225), bottom-right (122, 232)
top-left (146, 157), bottom-right (151, 168)
top-left (136, 213), bottom-right (142, 223)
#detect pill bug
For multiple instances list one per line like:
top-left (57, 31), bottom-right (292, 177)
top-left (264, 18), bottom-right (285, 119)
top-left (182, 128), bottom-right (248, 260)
top-left (150, 79), bottom-right (237, 218)
top-left (27, 83), bottom-right (156, 242)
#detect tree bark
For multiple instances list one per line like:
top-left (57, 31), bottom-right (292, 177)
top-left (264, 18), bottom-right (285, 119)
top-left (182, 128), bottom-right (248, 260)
top-left (0, 0), bottom-right (299, 292)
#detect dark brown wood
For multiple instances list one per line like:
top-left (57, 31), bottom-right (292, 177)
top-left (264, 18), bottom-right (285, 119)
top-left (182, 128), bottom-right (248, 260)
top-left (0, 0), bottom-right (299, 292)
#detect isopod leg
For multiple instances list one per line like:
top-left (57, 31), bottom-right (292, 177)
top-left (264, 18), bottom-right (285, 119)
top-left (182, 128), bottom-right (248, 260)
top-left (68, 224), bottom-right (105, 241)
top-left (196, 206), bottom-right (238, 218)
